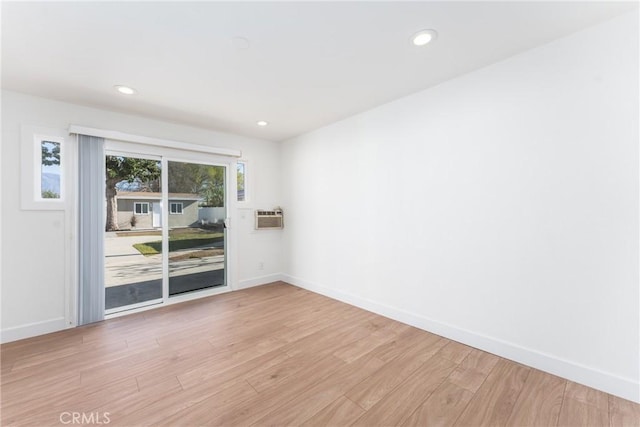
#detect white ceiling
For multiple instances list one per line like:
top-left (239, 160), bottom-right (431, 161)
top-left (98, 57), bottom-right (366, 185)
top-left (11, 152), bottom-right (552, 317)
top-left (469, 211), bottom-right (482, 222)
top-left (2, 1), bottom-right (637, 142)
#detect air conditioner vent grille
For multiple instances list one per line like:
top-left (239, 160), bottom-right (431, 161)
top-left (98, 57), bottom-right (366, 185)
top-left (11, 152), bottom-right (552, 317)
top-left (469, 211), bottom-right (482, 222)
top-left (255, 209), bottom-right (284, 230)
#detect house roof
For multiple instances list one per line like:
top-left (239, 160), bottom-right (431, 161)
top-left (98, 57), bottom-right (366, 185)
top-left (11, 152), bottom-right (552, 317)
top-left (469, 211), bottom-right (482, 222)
top-left (116, 191), bottom-right (202, 201)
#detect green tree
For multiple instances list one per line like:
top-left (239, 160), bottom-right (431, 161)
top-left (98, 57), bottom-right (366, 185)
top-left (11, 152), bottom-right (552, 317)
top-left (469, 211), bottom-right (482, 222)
top-left (105, 156), bottom-right (161, 231)
top-left (237, 164), bottom-right (245, 192)
top-left (41, 190), bottom-right (60, 199)
top-left (203, 166), bottom-right (225, 207)
top-left (41, 142), bottom-right (61, 199)
top-left (168, 162), bottom-right (224, 207)
top-left (41, 142), bottom-right (60, 166)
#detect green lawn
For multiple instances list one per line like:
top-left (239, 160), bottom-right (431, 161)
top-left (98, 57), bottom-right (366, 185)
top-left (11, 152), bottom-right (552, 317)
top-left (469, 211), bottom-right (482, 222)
top-left (133, 231), bottom-right (224, 256)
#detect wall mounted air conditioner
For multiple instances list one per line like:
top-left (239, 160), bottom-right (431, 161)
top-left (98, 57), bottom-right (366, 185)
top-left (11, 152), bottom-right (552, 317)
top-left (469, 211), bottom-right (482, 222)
top-left (255, 208), bottom-right (284, 230)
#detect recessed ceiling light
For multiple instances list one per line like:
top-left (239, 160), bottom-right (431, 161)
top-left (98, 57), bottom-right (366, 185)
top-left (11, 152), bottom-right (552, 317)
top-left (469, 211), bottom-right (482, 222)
top-left (256, 120), bottom-right (268, 127)
top-left (411, 29), bottom-right (438, 46)
top-left (114, 85), bottom-right (137, 95)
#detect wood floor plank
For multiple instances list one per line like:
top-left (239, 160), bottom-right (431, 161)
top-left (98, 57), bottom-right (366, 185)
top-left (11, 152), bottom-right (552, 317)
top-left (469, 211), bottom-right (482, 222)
top-left (402, 380), bottom-right (474, 427)
top-left (184, 354), bottom-right (348, 426)
top-left (2, 335), bottom-right (157, 389)
top-left (89, 375), bottom-right (183, 423)
top-left (368, 326), bottom-right (440, 362)
top-left (9, 338), bottom-right (127, 372)
top-left (564, 380), bottom-right (609, 412)
top-left (244, 350), bottom-right (329, 393)
top-left (277, 315), bottom-right (341, 343)
top-left (6, 377), bottom-right (139, 426)
top-left (0, 361), bottom-right (14, 376)
top-left (346, 333), bottom-right (447, 410)
top-left (124, 335), bottom-right (160, 352)
top-left (1, 282), bottom-right (635, 427)
top-left (279, 310), bottom-right (377, 358)
top-left (456, 348), bottom-right (500, 374)
top-left (1, 370), bottom-right (81, 404)
top-left (610, 394), bottom-right (640, 427)
top-left (80, 338), bottom-right (215, 388)
top-left (0, 373), bottom-right (83, 422)
top-left (558, 397), bottom-right (608, 427)
top-left (506, 369), bottom-right (565, 426)
top-left (333, 323), bottom-right (406, 363)
top-left (454, 359), bottom-right (530, 427)
top-left (300, 396), bottom-right (365, 427)
top-left (447, 348), bottom-right (500, 393)
top-left (138, 379), bottom-right (258, 426)
top-left (1, 329), bottom-right (84, 364)
top-left (118, 349), bottom-right (289, 426)
top-left (175, 347), bottom-right (290, 391)
top-left (436, 340), bottom-right (473, 364)
top-left (352, 356), bottom-right (457, 426)
top-left (252, 353), bottom-right (386, 426)
top-left (286, 319), bottom-right (379, 359)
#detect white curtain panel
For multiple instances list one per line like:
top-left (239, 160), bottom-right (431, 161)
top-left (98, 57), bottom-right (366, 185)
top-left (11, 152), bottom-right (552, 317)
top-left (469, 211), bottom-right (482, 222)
top-left (78, 134), bottom-right (105, 325)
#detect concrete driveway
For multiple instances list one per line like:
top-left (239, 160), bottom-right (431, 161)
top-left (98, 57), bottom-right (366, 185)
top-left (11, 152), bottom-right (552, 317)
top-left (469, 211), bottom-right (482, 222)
top-left (104, 231), bottom-right (224, 287)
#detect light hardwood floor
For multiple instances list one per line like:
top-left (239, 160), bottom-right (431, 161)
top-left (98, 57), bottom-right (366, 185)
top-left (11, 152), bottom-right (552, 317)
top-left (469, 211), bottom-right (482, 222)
top-left (1, 282), bottom-right (638, 426)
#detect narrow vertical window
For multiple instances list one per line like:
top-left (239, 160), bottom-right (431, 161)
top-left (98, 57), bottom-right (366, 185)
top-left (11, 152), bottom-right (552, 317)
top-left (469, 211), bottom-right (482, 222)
top-left (40, 140), bottom-right (61, 199)
top-left (20, 126), bottom-right (66, 210)
top-left (237, 161), bottom-right (246, 202)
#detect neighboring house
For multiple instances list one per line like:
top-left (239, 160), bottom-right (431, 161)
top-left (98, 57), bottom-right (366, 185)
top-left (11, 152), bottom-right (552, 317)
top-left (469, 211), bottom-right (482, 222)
top-left (116, 191), bottom-right (202, 229)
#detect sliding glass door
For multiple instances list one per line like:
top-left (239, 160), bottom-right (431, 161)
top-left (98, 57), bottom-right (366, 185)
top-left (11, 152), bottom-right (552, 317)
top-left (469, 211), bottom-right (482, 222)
top-left (104, 153), bottom-right (164, 313)
top-left (167, 161), bottom-right (226, 296)
top-left (104, 149), bottom-right (229, 315)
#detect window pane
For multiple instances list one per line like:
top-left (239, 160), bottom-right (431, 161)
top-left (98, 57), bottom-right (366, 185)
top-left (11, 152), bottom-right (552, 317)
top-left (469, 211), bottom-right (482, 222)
top-left (168, 161), bottom-right (226, 296)
top-left (134, 203), bottom-right (149, 215)
top-left (41, 141), bottom-right (61, 199)
top-left (105, 154), bottom-right (163, 314)
top-left (237, 162), bottom-right (245, 202)
top-left (170, 202), bottom-right (183, 214)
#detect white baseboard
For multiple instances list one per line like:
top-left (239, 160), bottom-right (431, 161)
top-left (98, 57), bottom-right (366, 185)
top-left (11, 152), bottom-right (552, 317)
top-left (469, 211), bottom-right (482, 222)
top-left (236, 273), bottom-right (285, 290)
top-left (282, 274), bottom-right (640, 403)
top-left (1, 277), bottom-right (285, 343)
top-left (1, 317), bottom-right (69, 344)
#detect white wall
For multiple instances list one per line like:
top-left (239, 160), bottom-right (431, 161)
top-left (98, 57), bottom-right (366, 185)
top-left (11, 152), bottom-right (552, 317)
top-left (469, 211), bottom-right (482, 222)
top-left (281, 11), bottom-right (639, 402)
top-left (1, 90), bottom-right (283, 341)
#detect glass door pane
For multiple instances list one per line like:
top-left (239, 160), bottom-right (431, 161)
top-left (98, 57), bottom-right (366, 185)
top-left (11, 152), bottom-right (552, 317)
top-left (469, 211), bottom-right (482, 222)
top-left (167, 161), bottom-right (226, 296)
top-left (104, 154), bottom-right (163, 313)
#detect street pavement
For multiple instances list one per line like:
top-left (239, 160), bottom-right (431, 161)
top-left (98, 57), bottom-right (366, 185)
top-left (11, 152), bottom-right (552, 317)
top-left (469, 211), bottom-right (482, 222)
top-left (104, 231), bottom-right (224, 288)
